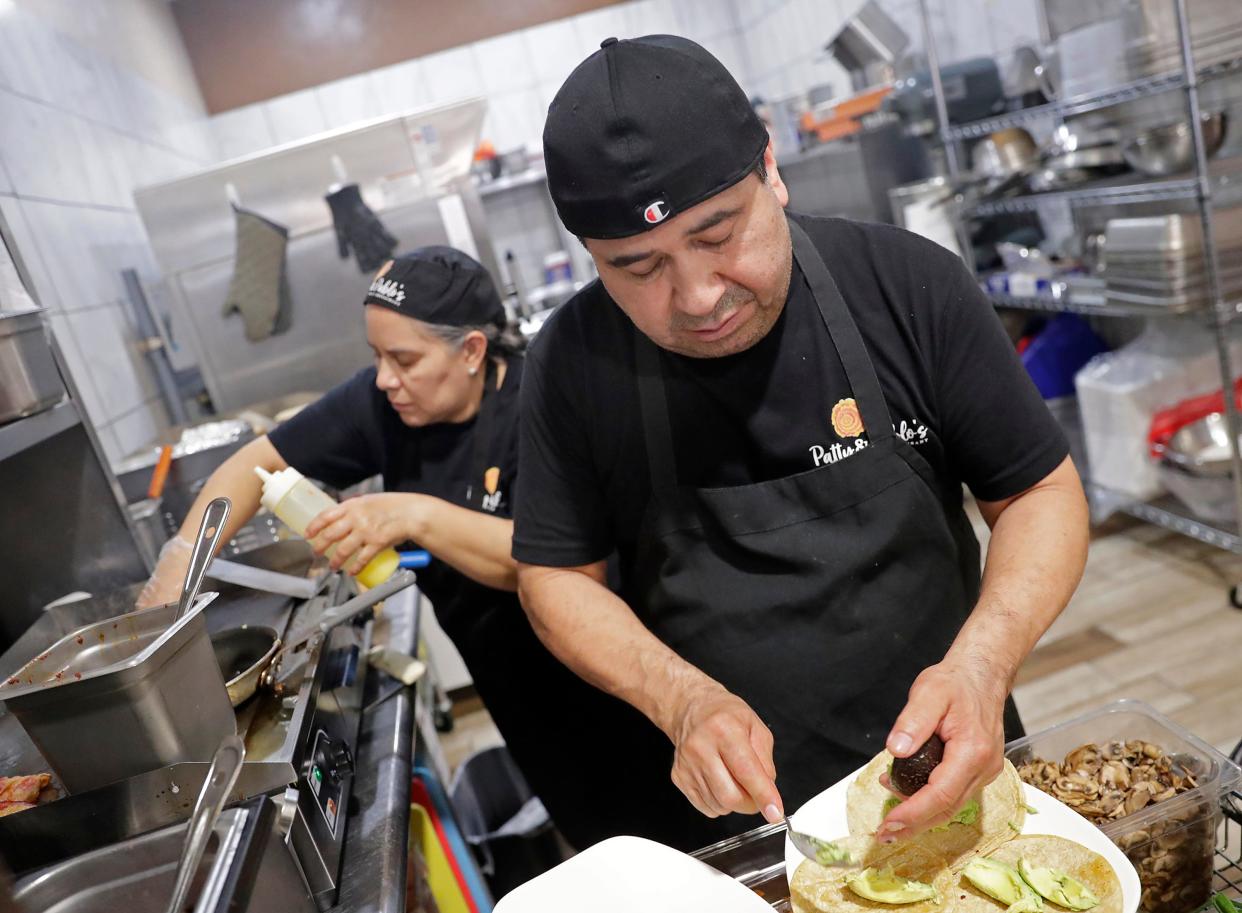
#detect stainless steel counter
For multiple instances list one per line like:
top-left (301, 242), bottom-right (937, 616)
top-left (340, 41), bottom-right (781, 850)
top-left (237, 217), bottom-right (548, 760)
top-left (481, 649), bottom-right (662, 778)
top-left (329, 585), bottom-right (421, 913)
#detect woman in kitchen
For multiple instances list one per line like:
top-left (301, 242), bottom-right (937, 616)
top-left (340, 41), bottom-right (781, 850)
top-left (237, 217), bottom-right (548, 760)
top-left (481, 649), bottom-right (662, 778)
top-left (136, 245), bottom-right (683, 850)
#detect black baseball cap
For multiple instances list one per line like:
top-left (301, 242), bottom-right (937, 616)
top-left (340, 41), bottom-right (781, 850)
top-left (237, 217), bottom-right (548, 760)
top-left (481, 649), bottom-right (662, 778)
top-left (364, 247), bottom-right (503, 326)
top-left (543, 35), bottom-right (768, 240)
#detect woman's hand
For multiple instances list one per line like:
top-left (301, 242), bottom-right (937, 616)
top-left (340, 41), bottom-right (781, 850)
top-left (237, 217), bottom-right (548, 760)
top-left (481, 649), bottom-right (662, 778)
top-left (135, 536), bottom-right (194, 609)
top-left (305, 493), bottom-right (428, 574)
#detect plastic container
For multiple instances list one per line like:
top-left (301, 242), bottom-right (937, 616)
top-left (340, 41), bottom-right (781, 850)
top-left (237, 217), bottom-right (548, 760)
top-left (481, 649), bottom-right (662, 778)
top-left (1157, 460), bottom-right (1235, 521)
top-left (254, 466), bottom-right (398, 588)
top-left (449, 746), bottom-right (565, 899)
top-left (1021, 314), bottom-right (1108, 400)
top-left (1005, 700), bottom-right (1242, 913)
top-left (409, 803), bottom-right (475, 913)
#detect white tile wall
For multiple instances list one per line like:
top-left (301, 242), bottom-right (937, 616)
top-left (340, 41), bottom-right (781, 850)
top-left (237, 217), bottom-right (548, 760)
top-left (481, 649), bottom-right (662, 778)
top-left (370, 59), bottom-right (432, 118)
top-left (206, 0), bottom-right (755, 160)
top-left (264, 89), bottom-right (328, 147)
top-left (317, 71), bottom-right (385, 131)
top-left (212, 104), bottom-right (277, 162)
top-left (1, 0), bottom-right (216, 465)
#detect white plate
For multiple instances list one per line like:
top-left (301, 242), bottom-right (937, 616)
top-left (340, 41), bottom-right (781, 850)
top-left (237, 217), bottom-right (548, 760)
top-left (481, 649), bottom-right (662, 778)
top-left (783, 763), bottom-right (1140, 912)
top-left (495, 835), bottom-right (773, 913)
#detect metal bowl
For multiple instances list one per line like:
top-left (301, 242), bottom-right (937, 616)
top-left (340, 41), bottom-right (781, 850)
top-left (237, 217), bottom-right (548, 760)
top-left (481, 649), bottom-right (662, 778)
top-left (1120, 113), bottom-right (1227, 178)
top-left (1162, 412), bottom-right (1238, 478)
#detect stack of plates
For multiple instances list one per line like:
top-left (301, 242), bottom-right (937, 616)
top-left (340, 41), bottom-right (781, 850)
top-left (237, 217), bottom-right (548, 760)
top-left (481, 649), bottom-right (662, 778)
top-left (1103, 207), bottom-right (1242, 310)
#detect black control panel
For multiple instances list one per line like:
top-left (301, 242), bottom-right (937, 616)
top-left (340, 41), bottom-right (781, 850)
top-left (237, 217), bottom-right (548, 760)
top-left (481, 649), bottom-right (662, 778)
top-left (307, 728), bottom-right (352, 837)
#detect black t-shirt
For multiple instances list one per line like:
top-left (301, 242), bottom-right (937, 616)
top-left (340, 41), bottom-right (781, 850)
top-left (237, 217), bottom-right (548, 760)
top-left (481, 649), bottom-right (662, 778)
top-left (267, 358), bottom-right (522, 617)
top-left (513, 213), bottom-right (1068, 571)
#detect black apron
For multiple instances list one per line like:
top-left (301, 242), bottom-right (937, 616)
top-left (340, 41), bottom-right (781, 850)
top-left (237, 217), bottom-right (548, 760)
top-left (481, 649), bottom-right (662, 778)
top-left (622, 218), bottom-right (1023, 846)
top-left (430, 360), bottom-right (707, 851)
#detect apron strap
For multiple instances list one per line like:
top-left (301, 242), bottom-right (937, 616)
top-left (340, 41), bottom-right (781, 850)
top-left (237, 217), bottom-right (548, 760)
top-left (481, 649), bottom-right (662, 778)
top-left (467, 358), bottom-right (504, 508)
top-left (636, 334), bottom-right (679, 498)
top-left (787, 218), bottom-right (894, 443)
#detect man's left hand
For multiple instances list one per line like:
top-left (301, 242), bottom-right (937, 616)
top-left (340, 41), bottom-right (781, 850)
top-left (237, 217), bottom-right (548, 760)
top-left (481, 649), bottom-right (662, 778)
top-left (876, 657), bottom-right (1008, 842)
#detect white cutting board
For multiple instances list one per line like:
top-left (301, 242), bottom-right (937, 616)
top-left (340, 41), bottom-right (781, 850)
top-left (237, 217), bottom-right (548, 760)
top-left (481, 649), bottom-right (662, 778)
top-left (783, 762), bottom-right (1141, 912)
top-left (494, 835), bottom-right (773, 913)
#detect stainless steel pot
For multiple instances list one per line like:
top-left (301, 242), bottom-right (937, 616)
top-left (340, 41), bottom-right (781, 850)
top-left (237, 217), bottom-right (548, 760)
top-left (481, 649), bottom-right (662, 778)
top-left (0, 310), bottom-right (63, 424)
top-left (1155, 412), bottom-right (1237, 477)
top-left (1121, 113), bottom-right (1227, 177)
top-left (211, 625), bottom-right (280, 707)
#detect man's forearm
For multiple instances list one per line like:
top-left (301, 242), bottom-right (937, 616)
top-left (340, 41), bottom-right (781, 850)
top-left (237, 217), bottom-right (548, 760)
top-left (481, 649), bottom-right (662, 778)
top-left (948, 458), bottom-right (1089, 692)
top-left (517, 563), bottom-right (724, 735)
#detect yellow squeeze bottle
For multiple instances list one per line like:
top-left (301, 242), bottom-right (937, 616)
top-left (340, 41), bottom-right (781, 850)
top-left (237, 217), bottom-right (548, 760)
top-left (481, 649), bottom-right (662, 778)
top-left (254, 466), bottom-right (399, 588)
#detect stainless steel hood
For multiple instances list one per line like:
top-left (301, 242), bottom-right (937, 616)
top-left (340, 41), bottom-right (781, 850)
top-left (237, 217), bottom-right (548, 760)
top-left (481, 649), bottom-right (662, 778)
top-left (133, 99), bottom-right (496, 413)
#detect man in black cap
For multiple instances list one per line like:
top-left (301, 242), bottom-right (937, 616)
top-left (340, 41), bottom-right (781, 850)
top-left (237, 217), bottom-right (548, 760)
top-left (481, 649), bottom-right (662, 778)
top-left (514, 35), bottom-right (1089, 847)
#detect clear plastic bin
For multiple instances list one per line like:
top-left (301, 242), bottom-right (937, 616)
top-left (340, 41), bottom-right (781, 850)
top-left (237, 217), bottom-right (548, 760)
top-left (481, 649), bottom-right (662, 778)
top-left (1005, 700), bottom-right (1242, 913)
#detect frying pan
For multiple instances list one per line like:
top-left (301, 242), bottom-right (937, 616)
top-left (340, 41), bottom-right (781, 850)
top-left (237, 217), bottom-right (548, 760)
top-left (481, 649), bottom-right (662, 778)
top-left (210, 569), bottom-right (416, 707)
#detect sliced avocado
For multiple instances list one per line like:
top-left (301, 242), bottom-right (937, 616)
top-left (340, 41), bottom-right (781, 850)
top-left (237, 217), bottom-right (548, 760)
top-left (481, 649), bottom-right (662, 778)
top-left (847, 867), bottom-right (939, 904)
top-left (963, 859), bottom-right (1044, 912)
top-left (929, 798), bottom-right (980, 832)
top-left (1017, 858), bottom-right (1100, 911)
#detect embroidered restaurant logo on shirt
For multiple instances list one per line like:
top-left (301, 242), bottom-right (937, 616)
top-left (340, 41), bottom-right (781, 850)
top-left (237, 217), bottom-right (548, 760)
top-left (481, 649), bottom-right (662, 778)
top-left (830, 398), bottom-right (864, 438)
top-left (480, 465), bottom-right (503, 513)
top-left (807, 401), bottom-right (930, 468)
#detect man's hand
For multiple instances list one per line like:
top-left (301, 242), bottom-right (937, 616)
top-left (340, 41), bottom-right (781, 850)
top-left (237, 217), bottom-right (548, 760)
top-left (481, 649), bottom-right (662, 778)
top-left (306, 493), bottom-right (424, 574)
top-left (877, 657), bottom-right (1008, 842)
top-left (665, 682), bottom-right (784, 823)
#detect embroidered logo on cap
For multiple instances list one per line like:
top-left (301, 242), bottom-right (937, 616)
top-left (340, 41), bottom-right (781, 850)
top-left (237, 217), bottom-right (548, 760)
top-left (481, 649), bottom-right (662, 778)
top-left (643, 199), bottom-right (670, 225)
top-left (368, 276), bottom-right (405, 307)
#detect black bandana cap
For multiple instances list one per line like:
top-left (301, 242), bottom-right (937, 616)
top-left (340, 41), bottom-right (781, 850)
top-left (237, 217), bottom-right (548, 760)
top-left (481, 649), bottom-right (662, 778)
top-left (543, 34), bottom-right (769, 240)
top-left (364, 247), bottom-right (503, 327)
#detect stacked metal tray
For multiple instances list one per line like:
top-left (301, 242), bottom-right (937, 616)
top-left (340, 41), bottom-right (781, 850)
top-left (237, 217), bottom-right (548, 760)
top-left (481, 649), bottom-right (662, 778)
top-left (1130, 0), bottom-right (1242, 74)
top-left (1102, 208), bottom-right (1242, 311)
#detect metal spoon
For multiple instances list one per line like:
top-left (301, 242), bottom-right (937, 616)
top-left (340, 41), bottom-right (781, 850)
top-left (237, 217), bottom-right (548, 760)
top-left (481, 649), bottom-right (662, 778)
top-left (173, 497), bottom-right (231, 624)
top-left (164, 732), bottom-right (246, 913)
top-left (785, 815), bottom-right (854, 868)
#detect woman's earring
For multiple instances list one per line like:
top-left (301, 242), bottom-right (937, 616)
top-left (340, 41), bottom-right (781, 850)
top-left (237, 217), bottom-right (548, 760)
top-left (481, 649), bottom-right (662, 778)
top-left (468, 367), bottom-right (478, 376)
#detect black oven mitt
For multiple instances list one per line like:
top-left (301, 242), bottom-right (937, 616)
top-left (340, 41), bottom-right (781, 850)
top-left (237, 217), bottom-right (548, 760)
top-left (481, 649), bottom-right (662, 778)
top-left (325, 183), bottom-right (399, 273)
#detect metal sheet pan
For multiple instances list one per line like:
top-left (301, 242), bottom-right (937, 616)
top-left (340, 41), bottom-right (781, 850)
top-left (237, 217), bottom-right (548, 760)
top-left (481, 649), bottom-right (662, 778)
top-left (1105, 208), bottom-right (1242, 256)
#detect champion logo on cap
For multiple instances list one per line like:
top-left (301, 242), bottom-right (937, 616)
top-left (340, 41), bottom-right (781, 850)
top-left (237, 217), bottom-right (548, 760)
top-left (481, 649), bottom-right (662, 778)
top-left (643, 199), bottom-right (670, 225)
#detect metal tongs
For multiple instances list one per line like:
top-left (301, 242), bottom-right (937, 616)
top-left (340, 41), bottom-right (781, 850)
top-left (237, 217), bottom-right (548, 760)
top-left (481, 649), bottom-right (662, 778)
top-left (164, 733), bottom-right (246, 913)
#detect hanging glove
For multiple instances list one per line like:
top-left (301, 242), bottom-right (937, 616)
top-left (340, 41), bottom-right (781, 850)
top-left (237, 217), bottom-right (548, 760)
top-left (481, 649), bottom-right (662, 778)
top-left (325, 183), bottom-right (399, 273)
top-left (221, 206), bottom-right (291, 342)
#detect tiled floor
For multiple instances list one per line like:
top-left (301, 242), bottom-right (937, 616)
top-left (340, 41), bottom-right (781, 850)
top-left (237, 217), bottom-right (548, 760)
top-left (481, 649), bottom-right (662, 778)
top-left (438, 506), bottom-right (1242, 775)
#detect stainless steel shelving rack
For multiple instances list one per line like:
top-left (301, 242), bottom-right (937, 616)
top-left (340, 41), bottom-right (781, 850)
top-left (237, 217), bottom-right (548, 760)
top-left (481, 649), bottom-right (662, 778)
top-left (916, 0), bottom-right (1242, 585)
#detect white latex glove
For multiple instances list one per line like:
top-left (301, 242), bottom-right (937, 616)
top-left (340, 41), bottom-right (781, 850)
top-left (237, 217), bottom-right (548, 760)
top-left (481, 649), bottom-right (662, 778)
top-left (134, 535), bottom-right (193, 610)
